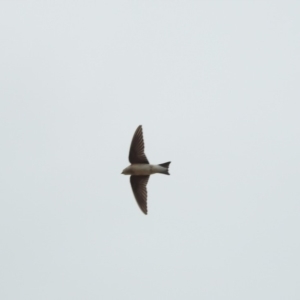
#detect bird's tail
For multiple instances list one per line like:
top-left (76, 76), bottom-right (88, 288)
top-left (159, 161), bottom-right (171, 175)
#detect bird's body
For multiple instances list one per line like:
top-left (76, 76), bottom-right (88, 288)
top-left (122, 163), bottom-right (169, 176)
top-left (122, 125), bottom-right (171, 215)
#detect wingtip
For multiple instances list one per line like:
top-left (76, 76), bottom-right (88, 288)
top-left (142, 205), bottom-right (148, 215)
top-left (140, 207), bottom-right (147, 215)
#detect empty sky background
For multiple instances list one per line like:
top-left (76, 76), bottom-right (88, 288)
top-left (1, 1), bottom-right (299, 299)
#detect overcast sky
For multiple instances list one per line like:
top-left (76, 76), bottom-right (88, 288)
top-left (1, 1), bottom-right (299, 299)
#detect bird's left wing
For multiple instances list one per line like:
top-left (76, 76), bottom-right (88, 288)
top-left (129, 125), bottom-right (149, 164)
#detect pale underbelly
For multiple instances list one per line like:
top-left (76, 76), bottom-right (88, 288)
top-left (129, 164), bottom-right (164, 175)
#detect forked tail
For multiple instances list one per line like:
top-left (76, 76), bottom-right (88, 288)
top-left (159, 161), bottom-right (171, 175)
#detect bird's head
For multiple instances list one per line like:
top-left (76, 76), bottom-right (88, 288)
top-left (121, 166), bottom-right (131, 175)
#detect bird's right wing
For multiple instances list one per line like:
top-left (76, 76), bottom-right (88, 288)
top-left (130, 175), bottom-right (150, 215)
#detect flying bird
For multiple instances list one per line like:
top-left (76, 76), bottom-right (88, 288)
top-left (122, 125), bottom-right (171, 215)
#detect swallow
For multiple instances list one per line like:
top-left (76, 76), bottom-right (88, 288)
top-left (122, 125), bottom-right (171, 215)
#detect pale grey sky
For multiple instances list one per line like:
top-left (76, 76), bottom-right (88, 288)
top-left (1, 1), bottom-right (299, 299)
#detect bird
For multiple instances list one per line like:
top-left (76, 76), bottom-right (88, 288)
top-left (122, 125), bottom-right (171, 215)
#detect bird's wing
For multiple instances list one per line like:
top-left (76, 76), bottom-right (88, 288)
top-left (129, 125), bottom-right (149, 164)
top-left (130, 175), bottom-right (150, 215)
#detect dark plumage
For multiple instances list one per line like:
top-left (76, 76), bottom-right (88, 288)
top-left (122, 125), bottom-right (171, 215)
